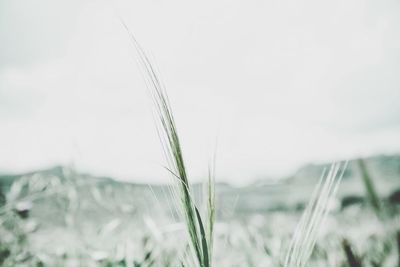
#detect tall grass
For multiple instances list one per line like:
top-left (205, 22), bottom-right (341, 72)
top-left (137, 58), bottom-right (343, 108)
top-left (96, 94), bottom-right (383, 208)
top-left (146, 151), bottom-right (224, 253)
top-left (284, 162), bottom-right (347, 267)
top-left (120, 20), bottom-right (214, 267)
top-left (121, 21), bottom-right (352, 266)
top-left (116, 19), bottom-right (400, 267)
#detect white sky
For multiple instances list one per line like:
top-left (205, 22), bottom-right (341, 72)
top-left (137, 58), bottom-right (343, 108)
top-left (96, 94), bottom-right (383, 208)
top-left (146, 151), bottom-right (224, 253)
top-left (0, 0), bottom-right (399, 184)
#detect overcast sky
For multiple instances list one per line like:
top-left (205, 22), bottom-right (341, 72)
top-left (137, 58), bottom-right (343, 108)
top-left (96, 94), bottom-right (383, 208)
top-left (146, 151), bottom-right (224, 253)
top-left (0, 0), bottom-right (399, 184)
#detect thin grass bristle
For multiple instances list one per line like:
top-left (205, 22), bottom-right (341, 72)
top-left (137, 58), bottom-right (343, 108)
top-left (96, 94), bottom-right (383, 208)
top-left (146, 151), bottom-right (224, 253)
top-left (206, 156), bottom-right (216, 264)
top-left (284, 162), bottom-right (348, 267)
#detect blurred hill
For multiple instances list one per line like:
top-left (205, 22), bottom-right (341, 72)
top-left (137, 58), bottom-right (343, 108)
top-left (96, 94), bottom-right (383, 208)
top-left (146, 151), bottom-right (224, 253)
top-left (1, 154), bottom-right (399, 218)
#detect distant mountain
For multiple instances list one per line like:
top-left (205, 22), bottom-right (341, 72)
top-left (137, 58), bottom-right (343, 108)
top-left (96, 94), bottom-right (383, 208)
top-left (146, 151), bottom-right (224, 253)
top-left (215, 154), bottom-right (400, 214)
top-left (0, 154), bottom-right (399, 216)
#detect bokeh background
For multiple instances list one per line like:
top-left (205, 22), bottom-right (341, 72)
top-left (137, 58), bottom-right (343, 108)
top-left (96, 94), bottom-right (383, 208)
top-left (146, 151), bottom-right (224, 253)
top-left (1, 0), bottom-right (400, 184)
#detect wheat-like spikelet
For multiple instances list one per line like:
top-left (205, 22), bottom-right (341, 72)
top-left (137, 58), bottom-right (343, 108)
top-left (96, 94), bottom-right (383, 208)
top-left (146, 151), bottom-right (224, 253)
top-left (120, 19), bottom-right (213, 267)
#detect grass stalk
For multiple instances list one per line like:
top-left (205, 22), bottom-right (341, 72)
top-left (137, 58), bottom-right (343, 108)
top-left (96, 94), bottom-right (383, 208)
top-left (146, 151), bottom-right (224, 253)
top-left (120, 19), bottom-right (214, 267)
top-left (284, 162), bottom-right (347, 267)
top-left (206, 158), bottom-right (216, 264)
top-left (357, 159), bottom-right (382, 217)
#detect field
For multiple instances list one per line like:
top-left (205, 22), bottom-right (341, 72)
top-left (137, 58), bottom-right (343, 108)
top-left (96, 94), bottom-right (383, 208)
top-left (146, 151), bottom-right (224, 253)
top-left (0, 156), bottom-right (399, 267)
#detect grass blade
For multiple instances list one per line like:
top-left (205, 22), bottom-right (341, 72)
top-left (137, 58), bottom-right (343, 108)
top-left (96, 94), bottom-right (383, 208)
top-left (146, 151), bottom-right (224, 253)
top-left (357, 159), bottom-right (382, 217)
top-left (195, 207), bottom-right (209, 267)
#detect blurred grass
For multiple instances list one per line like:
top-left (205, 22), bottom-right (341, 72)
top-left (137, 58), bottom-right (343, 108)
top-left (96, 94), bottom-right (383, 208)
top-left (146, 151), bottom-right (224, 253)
top-left (284, 163), bottom-right (346, 267)
top-left (342, 238), bottom-right (363, 267)
top-left (0, 168), bottom-right (399, 266)
top-left (357, 159), bottom-right (383, 217)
